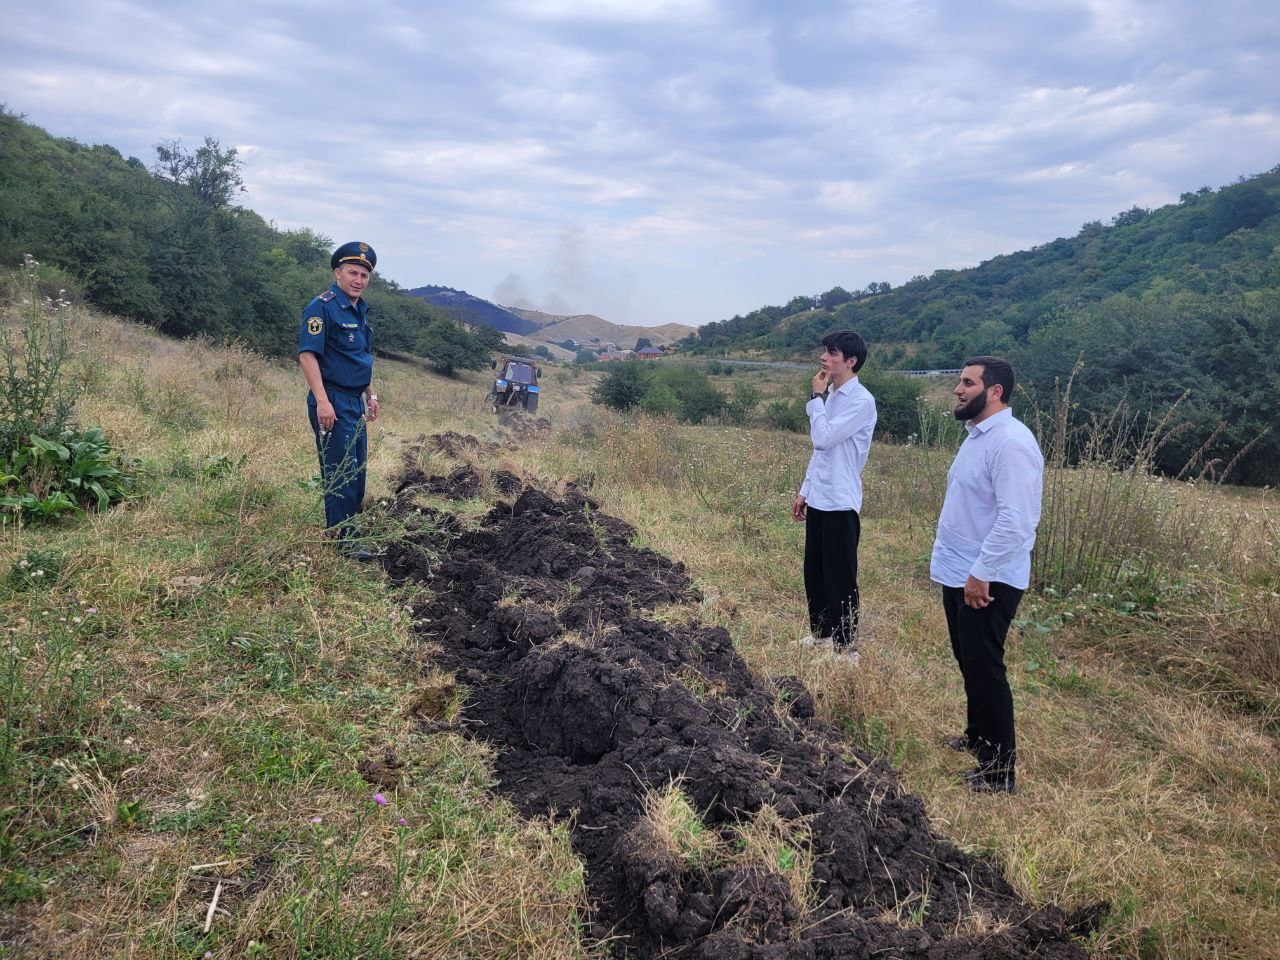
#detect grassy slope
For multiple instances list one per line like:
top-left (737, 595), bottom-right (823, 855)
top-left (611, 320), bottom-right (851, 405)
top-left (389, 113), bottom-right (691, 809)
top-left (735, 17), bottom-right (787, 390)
top-left (2, 293), bottom-right (1277, 958)
top-left (0, 300), bottom-right (601, 959)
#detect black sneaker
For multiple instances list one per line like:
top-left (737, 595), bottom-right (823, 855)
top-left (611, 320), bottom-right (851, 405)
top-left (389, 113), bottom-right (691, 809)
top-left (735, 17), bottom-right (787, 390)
top-left (336, 541), bottom-right (381, 562)
top-left (960, 767), bottom-right (1016, 795)
top-left (945, 734), bottom-right (971, 752)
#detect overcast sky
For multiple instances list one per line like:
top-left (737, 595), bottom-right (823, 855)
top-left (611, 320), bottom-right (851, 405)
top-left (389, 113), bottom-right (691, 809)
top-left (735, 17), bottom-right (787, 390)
top-left (5, 0), bottom-right (1279, 327)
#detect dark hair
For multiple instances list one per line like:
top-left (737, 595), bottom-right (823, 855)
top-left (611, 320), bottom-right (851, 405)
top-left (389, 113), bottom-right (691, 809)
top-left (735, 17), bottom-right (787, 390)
top-left (822, 330), bottom-right (868, 372)
top-left (964, 355), bottom-right (1015, 403)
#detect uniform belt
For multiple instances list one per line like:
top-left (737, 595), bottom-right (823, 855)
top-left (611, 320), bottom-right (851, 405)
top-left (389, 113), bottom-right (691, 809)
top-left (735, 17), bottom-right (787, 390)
top-left (323, 383), bottom-right (368, 398)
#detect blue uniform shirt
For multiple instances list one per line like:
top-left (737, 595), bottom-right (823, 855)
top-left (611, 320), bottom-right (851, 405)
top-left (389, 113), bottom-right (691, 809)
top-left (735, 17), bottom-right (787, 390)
top-left (299, 283), bottom-right (373, 392)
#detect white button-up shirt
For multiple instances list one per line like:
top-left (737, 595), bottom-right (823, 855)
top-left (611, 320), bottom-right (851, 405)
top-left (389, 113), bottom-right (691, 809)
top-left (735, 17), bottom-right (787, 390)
top-left (799, 376), bottom-right (877, 513)
top-left (930, 407), bottom-right (1044, 590)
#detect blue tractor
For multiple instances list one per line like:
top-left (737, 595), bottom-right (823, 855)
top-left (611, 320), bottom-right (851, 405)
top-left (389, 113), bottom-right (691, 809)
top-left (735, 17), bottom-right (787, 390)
top-left (490, 357), bottom-right (542, 414)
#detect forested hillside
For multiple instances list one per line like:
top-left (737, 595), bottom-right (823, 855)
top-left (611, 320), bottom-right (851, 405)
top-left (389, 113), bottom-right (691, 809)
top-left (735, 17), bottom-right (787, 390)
top-left (406, 285), bottom-right (539, 335)
top-left (683, 167), bottom-right (1280, 484)
top-left (686, 168), bottom-right (1280, 361)
top-left (0, 111), bottom-right (477, 362)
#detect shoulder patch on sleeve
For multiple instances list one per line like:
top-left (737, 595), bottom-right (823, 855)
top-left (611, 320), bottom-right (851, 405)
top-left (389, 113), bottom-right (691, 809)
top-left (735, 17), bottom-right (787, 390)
top-left (306, 316), bottom-right (323, 335)
top-left (319, 290), bottom-right (337, 302)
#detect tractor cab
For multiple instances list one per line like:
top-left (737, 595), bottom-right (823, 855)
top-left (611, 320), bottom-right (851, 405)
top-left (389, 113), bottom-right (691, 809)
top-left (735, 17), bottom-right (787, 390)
top-left (490, 356), bottom-right (542, 413)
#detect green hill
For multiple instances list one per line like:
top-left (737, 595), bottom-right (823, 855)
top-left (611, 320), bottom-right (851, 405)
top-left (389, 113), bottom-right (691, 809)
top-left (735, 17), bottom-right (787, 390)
top-left (686, 168), bottom-right (1280, 361)
top-left (683, 168), bottom-right (1280, 484)
top-left (0, 110), bottom-right (491, 366)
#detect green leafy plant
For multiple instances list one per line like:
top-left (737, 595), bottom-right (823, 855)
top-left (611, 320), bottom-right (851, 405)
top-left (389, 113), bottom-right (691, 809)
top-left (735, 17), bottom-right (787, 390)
top-left (115, 798), bottom-right (149, 829)
top-left (1, 428), bottom-right (138, 522)
top-left (0, 259), bottom-right (139, 523)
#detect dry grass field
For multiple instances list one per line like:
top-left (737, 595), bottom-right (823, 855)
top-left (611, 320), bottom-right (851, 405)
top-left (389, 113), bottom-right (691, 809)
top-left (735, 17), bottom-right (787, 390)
top-left (1, 286), bottom-right (1276, 958)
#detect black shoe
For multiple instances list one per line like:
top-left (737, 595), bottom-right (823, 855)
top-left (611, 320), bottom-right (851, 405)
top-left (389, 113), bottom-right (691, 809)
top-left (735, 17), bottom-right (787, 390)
top-left (945, 734), bottom-right (971, 753)
top-left (335, 542), bottom-right (381, 562)
top-left (960, 767), bottom-right (1016, 795)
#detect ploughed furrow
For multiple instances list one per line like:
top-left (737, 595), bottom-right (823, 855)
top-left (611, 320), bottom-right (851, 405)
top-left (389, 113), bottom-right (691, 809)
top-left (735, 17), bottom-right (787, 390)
top-left (381, 437), bottom-right (1091, 959)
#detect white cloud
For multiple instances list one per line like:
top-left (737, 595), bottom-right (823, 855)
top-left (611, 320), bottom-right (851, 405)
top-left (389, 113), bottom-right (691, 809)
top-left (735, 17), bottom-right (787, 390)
top-left (3, 0), bottom-right (1279, 326)
top-left (508, 0), bottom-right (717, 23)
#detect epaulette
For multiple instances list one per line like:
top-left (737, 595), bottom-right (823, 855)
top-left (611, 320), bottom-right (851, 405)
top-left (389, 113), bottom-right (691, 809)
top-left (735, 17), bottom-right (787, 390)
top-left (318, 290), bottom-right (337, 302)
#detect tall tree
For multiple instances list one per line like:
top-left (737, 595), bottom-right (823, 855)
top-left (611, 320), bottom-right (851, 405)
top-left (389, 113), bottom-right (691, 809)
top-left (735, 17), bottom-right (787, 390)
top-left (152, 136), bottom-right (244, 208)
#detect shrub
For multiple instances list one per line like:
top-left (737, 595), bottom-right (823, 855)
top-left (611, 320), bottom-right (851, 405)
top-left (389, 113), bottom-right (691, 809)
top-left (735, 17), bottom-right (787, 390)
top-left (639, 384), bottom-right (681, 417)
top-left (593, 361), bottom-right (726, 423)
top-left (859, 368), bottom-right (923, 443)
top-left (415, 317), bottom-right (489, 376)
top-left (724, 381), bottom-right (762, 425)
top-left (0, 258), bottom-right (140, 523)
top-left (764, 398), bottom-right (808, 433)
top-left (593, 360), bottom-right (651, 411)
top-left (651, 365), bottom-right (725, 424)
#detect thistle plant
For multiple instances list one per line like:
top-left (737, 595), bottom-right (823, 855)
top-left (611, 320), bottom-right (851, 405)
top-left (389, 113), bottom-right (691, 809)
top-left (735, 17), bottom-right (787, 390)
top-left (2, 257), bottom-right (138, 522)
top-left (1, 255), bottom-right (76, 454)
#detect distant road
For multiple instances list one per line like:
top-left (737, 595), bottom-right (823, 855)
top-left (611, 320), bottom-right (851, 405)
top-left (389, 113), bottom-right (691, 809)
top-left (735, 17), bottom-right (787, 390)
top-left (704, 359), bottom-right (961, 378)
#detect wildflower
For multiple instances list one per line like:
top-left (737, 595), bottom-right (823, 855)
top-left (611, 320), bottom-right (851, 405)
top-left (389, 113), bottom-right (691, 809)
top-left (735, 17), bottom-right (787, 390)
top-left (310, 816), bottom-right (323, 824)
top-left (398, 818), bottom-right (407, 826)
top-left (373, 792), bottom-right (388, 806)
top-left (86, 607), bottom-right (98, 615)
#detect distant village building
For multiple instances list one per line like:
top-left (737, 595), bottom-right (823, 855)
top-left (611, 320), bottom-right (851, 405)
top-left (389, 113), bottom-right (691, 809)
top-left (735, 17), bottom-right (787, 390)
top-left (602, 341), bottom-right (619, 353)
top-left (636, 347), bottom-right (664, 359)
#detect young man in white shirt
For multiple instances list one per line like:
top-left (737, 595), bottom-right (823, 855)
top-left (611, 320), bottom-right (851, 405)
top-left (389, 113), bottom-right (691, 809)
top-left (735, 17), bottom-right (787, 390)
top-left (931, 356), bottom-right (1044, 794)
top-left (791, 331), bottom-right (877, 661)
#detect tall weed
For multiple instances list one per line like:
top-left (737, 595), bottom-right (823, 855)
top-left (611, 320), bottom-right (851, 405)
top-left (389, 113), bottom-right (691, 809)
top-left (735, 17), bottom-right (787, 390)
top-left (1031, 371), bottom-right (1243, 602)
top-left (0, 255), bottom-right (75, 453)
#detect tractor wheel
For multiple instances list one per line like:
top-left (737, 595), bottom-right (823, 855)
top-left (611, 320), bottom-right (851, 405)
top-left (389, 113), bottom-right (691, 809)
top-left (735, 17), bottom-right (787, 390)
top-left (525, 394), bottom-right (538, 414)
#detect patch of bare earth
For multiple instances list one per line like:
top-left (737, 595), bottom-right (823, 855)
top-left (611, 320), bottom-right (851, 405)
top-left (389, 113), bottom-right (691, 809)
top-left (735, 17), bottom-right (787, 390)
top-left (380, 436), bottom-right (1095, 959)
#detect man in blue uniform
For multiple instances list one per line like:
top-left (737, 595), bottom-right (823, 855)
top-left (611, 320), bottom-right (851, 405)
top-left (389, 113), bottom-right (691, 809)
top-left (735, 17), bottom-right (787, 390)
top-left (299, 241), bottom-right (382, 558)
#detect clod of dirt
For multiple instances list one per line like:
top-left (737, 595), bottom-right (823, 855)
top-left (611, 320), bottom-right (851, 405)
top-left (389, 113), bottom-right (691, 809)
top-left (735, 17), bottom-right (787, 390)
top-left (491, 469), bottom-right (523, 497)
top-left (380, 436), bottom-right (1090, 959)
top-left (357, 748), bottom-right (404, 789)
top-left (405, 678), bottom-right (456, 721)
top-left (397, 464), bottom-right (481, 500)
top-left (429, 431), bottom-right (496, 458)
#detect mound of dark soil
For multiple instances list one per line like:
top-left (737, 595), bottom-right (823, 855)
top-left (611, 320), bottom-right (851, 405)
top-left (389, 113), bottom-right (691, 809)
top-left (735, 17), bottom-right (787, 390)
top-left (381, 437), bottom-right (1090, 959)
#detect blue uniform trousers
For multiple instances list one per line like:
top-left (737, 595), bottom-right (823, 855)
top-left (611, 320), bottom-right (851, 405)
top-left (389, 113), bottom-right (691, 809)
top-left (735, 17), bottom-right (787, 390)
top-left (308, 387), bottom-right (367, 538)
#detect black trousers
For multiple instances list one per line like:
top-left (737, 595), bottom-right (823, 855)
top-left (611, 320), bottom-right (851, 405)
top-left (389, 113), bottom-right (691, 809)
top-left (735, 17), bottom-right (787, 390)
top-left (803, 507), bottom-right (861, 648)
top-left (942, 582), bottom-right (1024, 784)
